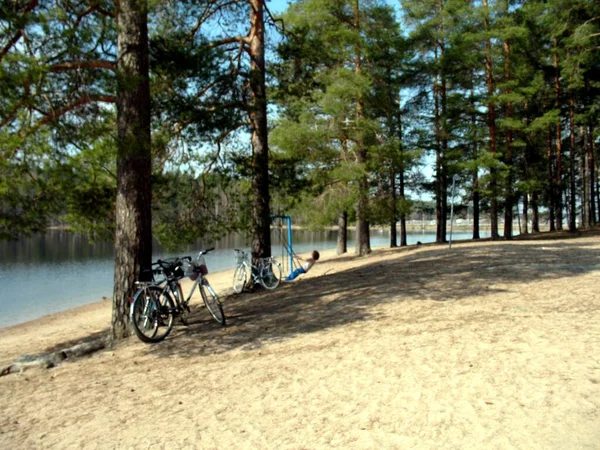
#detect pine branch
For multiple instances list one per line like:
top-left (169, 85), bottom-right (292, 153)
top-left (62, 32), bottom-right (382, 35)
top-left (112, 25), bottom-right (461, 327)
top-left (208, 35), bottom-right (251, 49)
top-left (72, 3), bottom-right (115, 28)
top-left (0, 0), bottom-right (39, 61)
top-left (36, 94), bottom-right (116, 127)
top-left (189, 0), bottom-right (246, 41)
top-left (263, 2), bottom-right (284, 33)
top-left (49, 60), bottom-right (116, 72)
top-left (0, 29), bottom-right (24, 61)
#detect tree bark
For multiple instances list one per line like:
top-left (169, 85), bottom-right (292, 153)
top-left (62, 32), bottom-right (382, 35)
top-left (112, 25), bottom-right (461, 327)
top-left (337, 211), bottom-right (347, 255)
top-left (522, 194), bottom-right (529, 234)
top-left (568, 90), bottom-right (576, 232)
top-left (353, 0), bottom-right (370, 256)
top-left (249, 0), bottom-right (271, 259)
top-left (554, 38), bottom-right (563, 230)
top-left (483, 0), bottom-right (498, 240)
top-left (503, 34), bottom-right (513, 240)
top-left (434, 0), bottom-right (448, 244)
top-left (531, 192), bottom-right (540, 233)
top-left (112, 0), bottom-right (152, 341)
top-left (439, 2), bottom-right (448, 244)
top-left (470, 74), bottom-right (480, 240)
top-left (581, 126), bottom-right (589, 228)
top-left (596, 149), bottom-right (600, 224)
top-left (589, 124), bottom-right (597, 225)
top-left (547, 127), bottom-right (556, 231)
top-left (397, 91), bottom-right (407, 247)
top-left (390, 165), bottom-right (397, 248)
top-left (399, 160), bottom-right (407, 247)
top-left (434, 65), bottom-right (445, 244)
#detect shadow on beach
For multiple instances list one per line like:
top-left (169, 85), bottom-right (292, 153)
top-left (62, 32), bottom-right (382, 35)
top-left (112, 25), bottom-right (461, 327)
top-left (16, 228), bottom-right (599, 363)
top-left (140, 234), bottom-right (600, 360)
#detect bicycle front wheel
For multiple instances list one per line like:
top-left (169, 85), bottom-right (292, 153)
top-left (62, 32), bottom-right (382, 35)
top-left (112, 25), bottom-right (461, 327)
top-left (232, 264), bottom-right (247, 294)
top-left (130, 286), bottom-right (175, 343)
top-left (200, 281), bottom-right (226, 326)
top-left (260, 260), bottom-right (282, 290)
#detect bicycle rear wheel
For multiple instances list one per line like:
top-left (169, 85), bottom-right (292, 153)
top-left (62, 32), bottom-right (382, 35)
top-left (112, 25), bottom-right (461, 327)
top-left (200, 281), bottom-right (226, 326)
top-left (232, 265), bottom-right (246, 294)
top-left (260, 260), bottom-right (282, 290)
top-left (130, 286), bottom-right (175, 343)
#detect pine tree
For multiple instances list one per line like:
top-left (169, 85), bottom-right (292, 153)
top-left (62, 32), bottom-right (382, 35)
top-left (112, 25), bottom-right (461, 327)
top-left (272, 0), bottom-right (403, 255)
top-left (111, 0), bottom-right (153, 340)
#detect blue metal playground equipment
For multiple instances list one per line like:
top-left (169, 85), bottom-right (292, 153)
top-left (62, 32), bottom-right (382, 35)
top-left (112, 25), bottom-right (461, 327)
top-left (271, 215), bottom-right (296, 278)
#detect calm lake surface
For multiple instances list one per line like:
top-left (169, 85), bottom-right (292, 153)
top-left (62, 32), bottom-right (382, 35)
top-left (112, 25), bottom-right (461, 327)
top-left (0, 228), bottom-right (488, 328)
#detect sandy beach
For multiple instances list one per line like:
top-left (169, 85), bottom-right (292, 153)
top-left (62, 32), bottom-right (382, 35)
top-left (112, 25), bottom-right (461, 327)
top-left (1, 231), bottom-right (599, 449)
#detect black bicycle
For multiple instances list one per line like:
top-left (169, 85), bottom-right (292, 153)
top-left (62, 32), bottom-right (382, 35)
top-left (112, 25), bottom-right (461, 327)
top-left (129, 249), bottom-right (225, 343)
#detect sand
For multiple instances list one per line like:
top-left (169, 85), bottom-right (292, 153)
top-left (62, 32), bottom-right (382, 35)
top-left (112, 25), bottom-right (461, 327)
top-left (1, 231), bottom-right (599, 449)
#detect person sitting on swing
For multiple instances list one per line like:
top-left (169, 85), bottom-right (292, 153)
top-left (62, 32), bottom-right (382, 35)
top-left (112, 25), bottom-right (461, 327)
top-left (285, 250), bottom-right (320, 281)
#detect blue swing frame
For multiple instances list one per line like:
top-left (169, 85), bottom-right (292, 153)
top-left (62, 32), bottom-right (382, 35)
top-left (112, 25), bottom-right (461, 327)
top-left (271, 215), bottom-right (294, 278)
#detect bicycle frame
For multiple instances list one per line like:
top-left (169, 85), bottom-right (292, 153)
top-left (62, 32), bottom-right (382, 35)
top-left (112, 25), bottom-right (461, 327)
top-left (180, 273), bottom-right (209, 304)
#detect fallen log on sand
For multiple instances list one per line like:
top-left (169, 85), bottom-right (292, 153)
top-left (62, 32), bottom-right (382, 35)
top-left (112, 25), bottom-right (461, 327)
top-left (1, 338), bottom-right (107, 376)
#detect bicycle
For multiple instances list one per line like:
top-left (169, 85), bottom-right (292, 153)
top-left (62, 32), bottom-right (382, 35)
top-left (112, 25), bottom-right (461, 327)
top-left (129, 276), bottom-right (176, 344)
top-left (232, 249), bottom-right (282, 293)
top-left (179, 249), bottom-right (225, 327)
top-left (130, 249), bottom-right (225, 343)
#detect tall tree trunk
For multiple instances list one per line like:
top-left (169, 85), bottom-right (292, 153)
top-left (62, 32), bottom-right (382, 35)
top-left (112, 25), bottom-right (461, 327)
top-left (596, 151), bottom-right (600, 224)
top-left (249, 0), bottom-right (271, 258)
top-left (434, 71), bottom-right (442, 243)
top-left (439, 2), bottom-right (448, 244)
top-left (584, 78), bottom-right (594, 227)
top-left (399, 159), bottom-right (407, 246)
top-left (337, 211), bottom-right (347, 255)
top-left (112, 0), bottom-right (152, 341)
top-left (522, 112), bottom-right (531, 236)
top-left (589, 124), bottom-right (597, 225)
top-left (522, 194), bottom-right (529, 234)
top-left (531, 192), bottom-right (540, 233)
top-left (387, 68), bottom-right (398, 249)
top-left (434, 0), bottom-right (448, 244)
top-left (547, 128), bottom-right (556, 231)
top-left (390, 165), bottom-right (397, 248)
top-left (586, 79), bottom-right (596, 225)
top-left (568, 89), bottom-right (576, 232)
top-left (581, 126), bottom-right (589, 228)
top-left (434, 60), bottom-right (445, 243)
top-left (503, 33), bottom-right (513, 239)
top-left (353, 0), bottom-right (370, 256)
top-left (554, 38), bottom-right (563, 230)
top-left (471, 74), bottom-right (480, 240)
top-left (483, 0), bottom-right (498, 240)
top-left (397, 91), bottom-right (407, 247)
top-left (563, 187), bottom-right (570, 229)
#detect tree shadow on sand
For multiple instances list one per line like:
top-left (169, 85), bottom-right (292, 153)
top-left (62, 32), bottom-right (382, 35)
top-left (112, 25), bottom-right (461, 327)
top-left (146, 237), bottom-right (600, 360)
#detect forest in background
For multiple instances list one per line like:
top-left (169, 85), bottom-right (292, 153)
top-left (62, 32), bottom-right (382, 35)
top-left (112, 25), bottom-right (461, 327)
top-left (1, 0), bottom-right (599, 337)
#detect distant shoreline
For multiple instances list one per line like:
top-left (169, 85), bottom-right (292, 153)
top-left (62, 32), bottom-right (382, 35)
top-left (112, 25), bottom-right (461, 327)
top-left (48, 222), bottom-right (548, 234)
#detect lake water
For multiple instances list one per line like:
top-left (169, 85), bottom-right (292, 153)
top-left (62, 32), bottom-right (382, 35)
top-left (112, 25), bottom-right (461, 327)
top-left (0, 228), bottom-right (486, 328)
